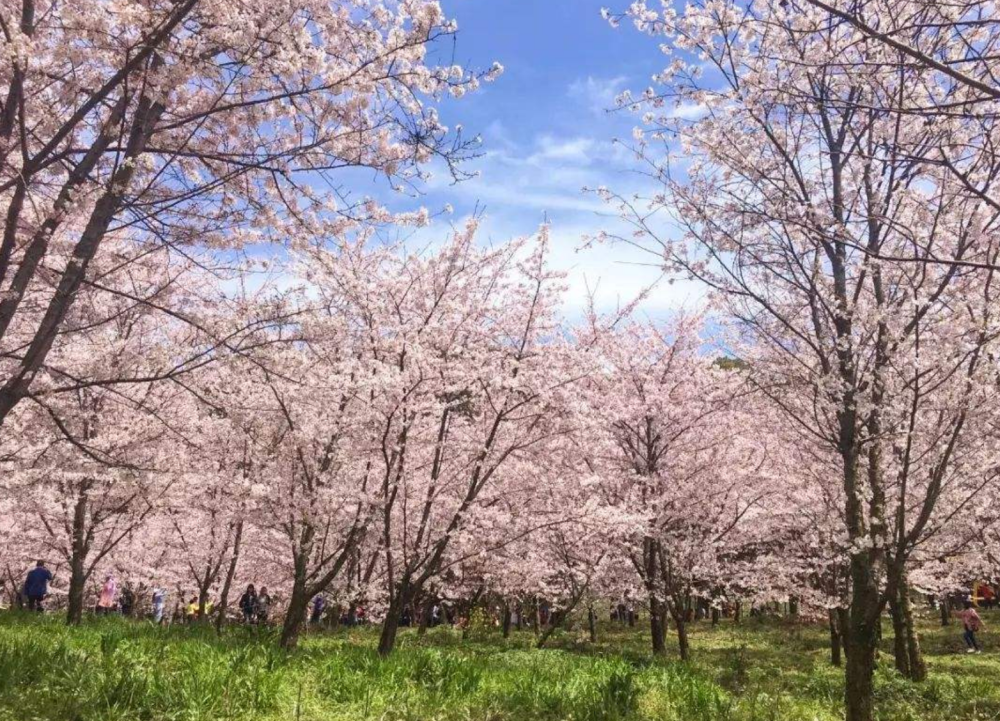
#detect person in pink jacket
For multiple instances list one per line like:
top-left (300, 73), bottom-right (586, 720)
top-left (958, 600), bottom-right (984, 654)
top-left (96, 574), bottom-right (117, 615)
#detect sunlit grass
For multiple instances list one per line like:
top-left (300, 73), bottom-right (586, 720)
top-left (0, 607), bottom-right (997, 720)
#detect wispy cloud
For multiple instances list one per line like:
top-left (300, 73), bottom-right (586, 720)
top-left (567, 75), bottom-right (628, 115)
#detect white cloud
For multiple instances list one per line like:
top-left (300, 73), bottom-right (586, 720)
top-left (567, 75), bottom-right (629, 115)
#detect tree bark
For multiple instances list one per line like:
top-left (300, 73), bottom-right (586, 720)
top-left (829, 608), bottom-right (842, 666)
top-left (66, 488), bottom-right (90, 625)
top-left (279, 571), bottom-right (310, 650)
top-left (649, 596), bottom-right (667, 656)
top-left (844, 565), bottom-right (880, 721)
top-left (940, 597), bottom-right (950, 626)
top-left (670, 601), bottom-right (690, 661)
top-left (417, 595), bottom-right (434, 637)
top-left (378, 577), bottom-right (416, 656)
top-left (587, 604), bottom-right (597, 642)
top-left (888, 594), bottom-right (911, 677)
top-left (899, 578), bottom-right (926, 681)
top-left (502, 601), bottom-right (512, 639)
top-left (215, 520), bottom-right (243, 634)
top-left (66, 558), bottom-right (87, 625)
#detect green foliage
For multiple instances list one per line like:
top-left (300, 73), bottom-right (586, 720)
top-left (0, 609), bottom-right (998, 720)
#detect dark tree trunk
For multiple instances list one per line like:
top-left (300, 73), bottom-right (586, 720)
top-left (898, 578), bottom-right (926, 681)
top-left (66, 559), bottom-right (87, 625)
top-left (215, 521), bottom-right (243, 634)
top-left (711, 606), bottom-right (720, 626)
top-left (734, 602), bottom-right (742, 624)
top-left (502, 602), bottom-right (512, 639)
top-left (279, 560), bottom-right (310, 650)
top-left (417, 595), bottom-right (434, 637)
top-left (649, 597), bottom-right (667, 656)
top-left (888, 594), bottom-right (910, 677)
top-left (940, 597), bottom-right (950, 626)
top-left (536, 609), bottom-right (565, 648)
top-left (829, 608), bottom-right (842, 667)
top-left (587, 604), bottom-right (597, 642)
top-left (378, 580), bottom-right (413, 656)
top-left (670, 602), bottom-right (690, 661)
top-left (66, 486), bottom-right (90, 625)
top-left (789, 596), bottom-right (799, 618)
top-left (844, 570), bottom-right (880, 721)
top-left (197, 584), bottom-right (211, 621)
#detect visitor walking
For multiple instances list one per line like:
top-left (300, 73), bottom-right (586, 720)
top-left (255, 587), bottom-right (271, 625)
top-left (151, 587), bottom-right (166, 624)
top-left (96, 574), bottom-right (117, 615)
top-left (959, 600), bottom-right (984, 653)
top-left (239, 584), bottom-right (257, 624)
top-left (23, 560), bottom-right (53, 612)
top-left (310, 594), bottom-right (326, 624)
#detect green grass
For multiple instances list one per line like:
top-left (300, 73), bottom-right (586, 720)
top-left (0, 608), bottom-right (997, 720)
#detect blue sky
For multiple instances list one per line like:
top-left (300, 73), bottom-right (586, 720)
top-left (379, 0), bottom-right (705, 317)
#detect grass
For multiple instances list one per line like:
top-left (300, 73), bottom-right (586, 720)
top-left (0, 607), bottom-right (997, 720)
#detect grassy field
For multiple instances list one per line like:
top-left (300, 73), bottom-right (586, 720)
top-left (0, 607), bottom-right (997, 721)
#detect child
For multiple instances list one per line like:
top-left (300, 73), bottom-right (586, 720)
top-left (958, 600), bottom-right (984, 654)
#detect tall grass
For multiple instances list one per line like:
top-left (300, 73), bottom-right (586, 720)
top-left (0, 610), bottom-right (998, 720)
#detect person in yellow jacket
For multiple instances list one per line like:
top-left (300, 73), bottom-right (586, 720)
top-left (185, 597), bottom-right (199, 623)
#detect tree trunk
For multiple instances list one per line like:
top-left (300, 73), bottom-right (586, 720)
top-left (279, 563), bottom-right (310, 650)
top-left (649, 597), bottom-right (667, 656)
top-left (898, 579), bottom-right (926, 681)
top-left (378, 577), bottom-right (415, 656)
top-left (502, 602), bottom-right (512, 639)
top-left (536, 609), bottom-right (565, 648)
top-left (215, 520), bottom-right (243, 634)
top-left (670, 602), bottom-right (690, 661)
top-left (197, 585), bottom-right (211, 621)
top-left (888, 594), bottom-right (911, 677)
top-left (940, 597), bottom-right (950, 626)
top-left (417, 595), bottom-right (434, 637)
top-left (734, 602), bottom-right (742, 624)
top-left (844, 573), bottom-right (880, 721)
top-left (829, 608), bottom-right (842, 667)
top-left (587, 604), bottom-right (597, 642)
top-left (711, 606), bottom-right (720, 626)
top-left (66, 559), bottom-right (87, 625)
top-left (66, 487), bottom-right (90, 625)
top-left (789, 596), bottom-right (799, 618)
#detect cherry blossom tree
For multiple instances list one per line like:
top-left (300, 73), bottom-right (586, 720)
top-left (0, 0), bottom-right (500, 426)
top-left (600, 2), bottom-right (1000, 716)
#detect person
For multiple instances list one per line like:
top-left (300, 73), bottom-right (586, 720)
top-left (239, 584), bottom-right (257, 624)
top-left (982, 584), bottom-right (997, 610)
top-left (255, 587), bottom-right (271, 625)
top-left (310, 594), bottom-right (326, 625)
top-left (23, 560), bottom-right (53, 612)
top-left (958, 600), bottom-right (984, 654)
top-left (185, 596), bottom-right (199, 623)
top-left (151, 587), bottom-right (166, 624)
top-left (96, 574), bottom-right (117, 615)
top-left (119, 585), bottom-right (135, 617)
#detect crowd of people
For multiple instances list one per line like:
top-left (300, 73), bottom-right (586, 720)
top-left (8, 559), bottom-right (999, 655)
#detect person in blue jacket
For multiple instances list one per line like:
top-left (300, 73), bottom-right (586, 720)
top-left (23, 560), bottom-right (53, 611)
